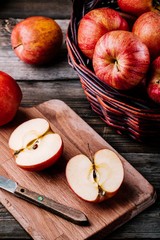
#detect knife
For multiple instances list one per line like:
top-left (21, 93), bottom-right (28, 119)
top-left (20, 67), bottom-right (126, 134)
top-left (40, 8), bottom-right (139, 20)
top-left (0, 175), bottom-right (89, 225)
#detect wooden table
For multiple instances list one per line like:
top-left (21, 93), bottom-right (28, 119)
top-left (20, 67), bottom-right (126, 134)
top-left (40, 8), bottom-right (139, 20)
top-left (0, 1), bottom-right (160, 239)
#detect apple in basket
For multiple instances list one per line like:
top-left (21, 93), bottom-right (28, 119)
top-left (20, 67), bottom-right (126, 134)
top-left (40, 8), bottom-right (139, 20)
top-left (92, 30), bottom-right (150, 91)
top-left (66, 149), bottom-right (124, 202)
top-left (0, 71), bottom-right (22, 126)
top-left (11, 16), bottom-right (63, 65)
top-left (117, 0), bottom-right (160, 17)
top-left (78, 7), bottom-right (129, 59)
top-left (147, 56), bottom-right (160, 104)
top-left (132, 12), bottom-right (160, 60)
top-left (8, 118), bottom-right (63, 171)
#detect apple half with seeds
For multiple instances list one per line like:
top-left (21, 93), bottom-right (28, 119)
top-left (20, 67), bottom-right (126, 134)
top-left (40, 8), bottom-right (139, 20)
top-left (66, 149), bottom-right (124, 202)
top-left (8, 118), bottom-right (63, 171)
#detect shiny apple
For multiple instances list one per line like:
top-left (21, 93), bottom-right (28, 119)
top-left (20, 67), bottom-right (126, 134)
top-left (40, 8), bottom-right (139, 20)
top-left (132, 11), bottom-right (160, 60)
top-left (147, 56), bottom-right (160, 104)
top-left (93, 30), bottom-right (150, 90)
top-left (117, 0), bottom-right (160, 17)
top-left (78, 7), bottom-right (129, 59)
top-left (11, 16), bottom-right (63, 65)
top-left (0, 71), bottom-right (22, 126)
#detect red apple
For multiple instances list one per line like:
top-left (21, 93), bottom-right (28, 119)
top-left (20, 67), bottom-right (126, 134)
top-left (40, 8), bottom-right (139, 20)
top-left (147, 56), bottom-right (160, 104)
top-left (132, 12), bottom-right (160, 60)
top-left (92, 30), bottom-right (150, 91)
top-left (78, 7), bottom-right (129, 59)
top-left (0, 71), bottom-right (22, 126)
top-left (11, 16), bottom-right (63, 65)
top-left (8, 118), bottom-right (63, 171)
top-left (66, 149), bottom-right (124, 202)
top-left (117, 0), bottom-right (160, 17)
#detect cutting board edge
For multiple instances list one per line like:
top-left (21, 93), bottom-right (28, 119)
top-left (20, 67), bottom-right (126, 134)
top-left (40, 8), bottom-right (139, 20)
top-left (0, 99), bottom-right (157, 240)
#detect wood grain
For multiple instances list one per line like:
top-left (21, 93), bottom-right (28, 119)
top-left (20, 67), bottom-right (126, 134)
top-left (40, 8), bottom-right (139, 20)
top-left (0, 100), bottom-right (156, 240)
top-left (0, 0), bottom-right (72, 19)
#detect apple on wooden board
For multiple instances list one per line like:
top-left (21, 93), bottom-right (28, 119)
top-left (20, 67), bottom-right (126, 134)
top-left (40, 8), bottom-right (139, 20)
top-left (147, 56), bottom-right (160, 104)
top-left (132, 12), bottom-right (160, 60)
top-left (117, 0), bottom-right (160, 17)
top-left (92, 30), bottom-right (150, 91)
top-left (0, 71), bottom-right (22, 126)
top-left (66, 149), bottom-right (124, 202)
top-left (11, 16), bottom-right (63, 65)
top-left (8, 118), bottom-right (63, 171)
top-left (77, 7), bottom-right (129, 59)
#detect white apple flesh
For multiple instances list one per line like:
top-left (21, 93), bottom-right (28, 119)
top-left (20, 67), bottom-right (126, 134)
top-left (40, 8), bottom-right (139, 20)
top-left (66, 149), bottom-right (124, 202)
top-left (8, 118), bottom-right (63, 171)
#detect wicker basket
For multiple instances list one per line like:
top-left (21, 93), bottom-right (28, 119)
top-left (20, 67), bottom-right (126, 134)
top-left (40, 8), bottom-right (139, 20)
top-left (66, 0), bottom-right (160, 142)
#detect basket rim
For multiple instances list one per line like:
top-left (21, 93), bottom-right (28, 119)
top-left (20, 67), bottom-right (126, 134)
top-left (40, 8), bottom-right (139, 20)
top-left (66, 33), bottom-right (160, 116)
top-left (66, 0), bottom-right (160, 142)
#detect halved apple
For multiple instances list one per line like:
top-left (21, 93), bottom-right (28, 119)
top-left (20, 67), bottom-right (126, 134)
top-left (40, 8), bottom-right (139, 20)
top-left (8, 118), bottom-right (63, 171)
top-left (66, 149), bottom-right (124, 202)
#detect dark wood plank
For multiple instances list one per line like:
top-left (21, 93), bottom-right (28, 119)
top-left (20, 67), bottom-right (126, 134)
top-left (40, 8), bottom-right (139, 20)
top-left (0, 0), bottom-right (72, 19)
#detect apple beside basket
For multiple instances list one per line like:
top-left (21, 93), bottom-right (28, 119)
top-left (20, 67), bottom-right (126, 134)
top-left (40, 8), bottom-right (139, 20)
top-left (66, 0), bottom-right (160, 142)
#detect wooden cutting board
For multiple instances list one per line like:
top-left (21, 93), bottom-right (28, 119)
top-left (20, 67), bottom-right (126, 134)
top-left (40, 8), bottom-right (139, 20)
top-left (0, 100), bottom-right (156, 240)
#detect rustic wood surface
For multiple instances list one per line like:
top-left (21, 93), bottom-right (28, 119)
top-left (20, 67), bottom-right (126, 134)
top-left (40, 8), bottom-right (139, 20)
top-left (0, 0), bottom-right (160, 239)
top-left (0, 100), bottom-right (156, 240)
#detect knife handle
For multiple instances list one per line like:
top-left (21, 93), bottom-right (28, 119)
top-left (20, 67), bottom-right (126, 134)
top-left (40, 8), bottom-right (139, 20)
top-left (15, 184), bottom-right (88, 225)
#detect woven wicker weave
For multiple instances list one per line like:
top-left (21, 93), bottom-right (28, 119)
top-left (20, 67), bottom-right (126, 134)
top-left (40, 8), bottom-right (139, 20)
top-left (66, 0), bottom-right (160, 142)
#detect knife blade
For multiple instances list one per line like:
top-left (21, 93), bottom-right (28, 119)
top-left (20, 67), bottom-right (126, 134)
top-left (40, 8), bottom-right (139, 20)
top-left (0, 175), bottom-right (89, 225)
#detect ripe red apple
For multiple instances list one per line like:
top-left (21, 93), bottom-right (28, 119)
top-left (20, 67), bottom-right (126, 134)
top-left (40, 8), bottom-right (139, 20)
top-left (0, 71), bottom-right (22, 126)
top-left (117, 0), bottom-right (160, 17)
top-left (66, 149), bottom-right (124, 202)
top-left (8, 118), bottom-right (63, 171)
top-left (92, 30), bottom-right (150, 90)
top-left (132, 12), bottom-right (160, 60)
top-left (147, 56), bottom-right (160, 104)
top-left (11, 16), bottom-right (63, 65)
top-left (78, 7), bottom-right (129, 59)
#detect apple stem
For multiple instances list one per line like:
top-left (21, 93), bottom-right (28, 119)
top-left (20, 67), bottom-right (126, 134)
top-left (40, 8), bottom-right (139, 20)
top-left (87, 143), bottom-right (94, 163)
top-left (13, 43), bottom-right (22, 50)
top-left (156, 79), bottom-right (160, 84)
top-left (115, 60), bottom-right (120, 72)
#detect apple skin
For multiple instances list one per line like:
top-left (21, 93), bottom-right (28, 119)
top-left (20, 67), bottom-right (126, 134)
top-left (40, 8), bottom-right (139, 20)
top-left (11, 16), bottom-right (63, 65)
top-left (0, 71), bottom-right (22, 126)
top-left (117, 0), bottom-right (160, 17)
top-left (147, 56), bottom-right (160, 104)
top-left (92, 30), bottom-right (150, 91)
top-left (132, 12), bottom-right (160, 60)
top-left (78, 7), bottom-right (129, 59)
